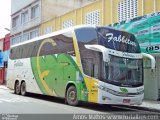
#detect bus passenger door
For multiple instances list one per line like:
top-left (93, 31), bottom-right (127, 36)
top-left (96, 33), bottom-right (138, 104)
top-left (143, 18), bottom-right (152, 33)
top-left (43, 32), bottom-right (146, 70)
top-left (82, 58), bottom-right (99, 103)
top-left (84, 77), bottom-right (98, 103)
top-left (90, 78), bottom-right (98, 103)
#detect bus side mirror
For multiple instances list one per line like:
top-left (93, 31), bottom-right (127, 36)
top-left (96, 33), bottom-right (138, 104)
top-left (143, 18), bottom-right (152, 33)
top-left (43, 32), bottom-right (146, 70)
top-left (84, 45), bottom-right (110, 62)
top-left (142, 53), bottom-right (155, 71)
top-left (103, 52), bottom-right (110, 63)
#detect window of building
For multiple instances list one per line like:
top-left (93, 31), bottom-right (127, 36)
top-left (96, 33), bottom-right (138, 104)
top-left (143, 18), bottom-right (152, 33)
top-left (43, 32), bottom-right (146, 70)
top-left (11, 38), bottom-right (16, 45)
top-left (85, 10), bottom-right (100, 25)
top-left (21, 10), bottom-right (29, 24)
top-left (22, 32), bottom-right (30, 42)
top-left (11, 35), bottom-right (21, 45)
top-left (44, 26), bottom-right (53, 34)
top-left (62, 20), bottom-right (74, 29)
top-left (12, 15), bottom-right (20, 28)
top-left (30, 29), bottom-right (39, 39)
top-left (118, 0), bottom-right (138, 22)
top-left (31, 4), bottom-right (39, 19)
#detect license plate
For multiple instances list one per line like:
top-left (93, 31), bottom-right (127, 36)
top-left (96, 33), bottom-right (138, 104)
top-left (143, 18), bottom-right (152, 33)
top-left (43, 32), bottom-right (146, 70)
top-left (123, 99), bottom-right (130, 104)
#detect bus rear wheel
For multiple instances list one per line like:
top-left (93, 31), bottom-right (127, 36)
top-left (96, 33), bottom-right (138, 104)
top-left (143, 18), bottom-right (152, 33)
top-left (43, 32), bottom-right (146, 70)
top-left (20, 82), bottom-right (27, 96)
top-left (15, 81), bottom-right (20, 95)
top-left (66, 86), bottom-right (78, 106)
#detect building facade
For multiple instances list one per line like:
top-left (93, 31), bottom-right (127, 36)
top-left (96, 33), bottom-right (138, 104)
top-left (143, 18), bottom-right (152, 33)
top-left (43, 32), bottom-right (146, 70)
top-left (11, 0), bottom-right (97, 45)
top-left (10, 0), bottom-right (160, 44)
top-left (0, 34), bottom-right (10, 84)
top-left (11, 0), bottom-right (41, 45)
top-left (40, 0), bottom-right (160, 35)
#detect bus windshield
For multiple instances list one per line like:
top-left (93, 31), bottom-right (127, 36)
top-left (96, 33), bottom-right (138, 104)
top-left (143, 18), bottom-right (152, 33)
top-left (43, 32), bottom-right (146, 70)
top-left (103, 55), bottom-right (143, 87)
top-left (75, 26), bottom-right (143, 87)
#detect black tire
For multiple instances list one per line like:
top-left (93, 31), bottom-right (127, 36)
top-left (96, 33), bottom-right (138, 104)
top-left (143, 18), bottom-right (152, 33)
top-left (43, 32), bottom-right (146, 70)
top-left (20, 82), bottom-right (27, 96)
top-left (66, 86), bottom-right (79, 106)
top-left (14, 81), bottom-right (20, 95)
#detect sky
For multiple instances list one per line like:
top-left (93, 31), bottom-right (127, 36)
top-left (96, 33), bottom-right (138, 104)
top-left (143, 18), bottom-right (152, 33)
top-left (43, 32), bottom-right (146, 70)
top-left (0, 0), bottom-right (11, 38)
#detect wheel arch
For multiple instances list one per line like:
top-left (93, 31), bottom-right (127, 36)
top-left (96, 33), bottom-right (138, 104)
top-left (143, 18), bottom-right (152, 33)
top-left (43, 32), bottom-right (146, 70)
top-left (65, 81), bottom-right (81, 101)
top-left (20, 80), bottom-right (26, 87)
top-left (65, 82), bottom-right (77, 97)
top-left (14, 79), bottom-right (20, 94)
top-left (20, 79), bottom-right (27, 96)
top-left (14, 79), bottom-right (20, 89)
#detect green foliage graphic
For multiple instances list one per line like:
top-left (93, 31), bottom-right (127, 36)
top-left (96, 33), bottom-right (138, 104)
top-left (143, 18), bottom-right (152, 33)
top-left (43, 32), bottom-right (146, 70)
top-left (31, 53), bottom-right (88, 101)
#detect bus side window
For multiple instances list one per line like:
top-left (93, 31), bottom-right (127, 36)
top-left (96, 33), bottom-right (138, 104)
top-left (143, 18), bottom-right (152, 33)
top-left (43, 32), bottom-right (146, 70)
top-left (15, 47), bottom-right (19, 59)
top-left (91, 64), bottom-right (99, 79)
top-left (81, 58), bottom-right (92, 76)
top-left (81, 58), bottom-right (99, 79)
top-left (10, 49), bottom-right (12, 59)
top-left (31, 42), bottom-right (39, 57)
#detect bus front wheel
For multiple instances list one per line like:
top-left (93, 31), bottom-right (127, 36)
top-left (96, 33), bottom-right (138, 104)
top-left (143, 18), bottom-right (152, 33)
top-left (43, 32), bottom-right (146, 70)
top-left (66, 86), bottom-right (79, 106)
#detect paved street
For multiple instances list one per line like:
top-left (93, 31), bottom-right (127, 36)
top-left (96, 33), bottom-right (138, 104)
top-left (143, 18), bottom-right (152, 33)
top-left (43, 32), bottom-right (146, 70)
top-left (0, 88), bottom-right (101, 114)
top-left (0, 87), bottom-right (159, 114)
top-left (1, 87), bottom-right (160, 120)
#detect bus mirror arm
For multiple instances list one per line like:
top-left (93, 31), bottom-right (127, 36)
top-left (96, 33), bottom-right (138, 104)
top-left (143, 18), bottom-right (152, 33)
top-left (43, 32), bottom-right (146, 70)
top-left (142, 53), bottom-right (156, 71)
top-left (84, 45), bottom-right (110, 62)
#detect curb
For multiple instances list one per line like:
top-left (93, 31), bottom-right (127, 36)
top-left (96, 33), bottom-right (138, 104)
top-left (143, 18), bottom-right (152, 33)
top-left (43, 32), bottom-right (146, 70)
top-left (0, 85), bottom-right (8, 90)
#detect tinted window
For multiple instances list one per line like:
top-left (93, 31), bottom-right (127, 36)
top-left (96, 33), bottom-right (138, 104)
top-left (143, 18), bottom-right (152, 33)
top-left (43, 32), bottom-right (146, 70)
top-left (75, 27), bottom-right (98, 43)
top-left (75, 27), bottom-right (100, 78)
top-left (10, 32), bottom-right (75, 59)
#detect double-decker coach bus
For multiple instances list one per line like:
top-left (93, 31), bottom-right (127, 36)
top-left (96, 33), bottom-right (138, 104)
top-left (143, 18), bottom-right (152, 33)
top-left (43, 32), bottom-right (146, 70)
top-left (7, 25), bottom-right (155, 106)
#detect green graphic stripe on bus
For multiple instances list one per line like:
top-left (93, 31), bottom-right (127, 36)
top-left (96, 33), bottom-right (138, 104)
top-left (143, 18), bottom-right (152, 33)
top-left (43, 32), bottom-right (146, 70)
top-left (31, 53), bottom-right (88, 100)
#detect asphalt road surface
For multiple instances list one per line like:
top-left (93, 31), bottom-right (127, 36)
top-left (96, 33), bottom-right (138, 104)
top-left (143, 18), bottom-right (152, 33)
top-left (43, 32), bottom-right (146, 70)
top-left (0, 87), bottom-right (159, 120)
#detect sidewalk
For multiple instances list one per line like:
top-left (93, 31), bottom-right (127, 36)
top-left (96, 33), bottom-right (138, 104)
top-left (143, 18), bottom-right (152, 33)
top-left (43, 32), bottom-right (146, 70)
top-left (0, 85), bottom-right (160, 112)
top-left (0, 84), bottom-right (8, 90)
top-left (133, 100), bottom-right (160, 112)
